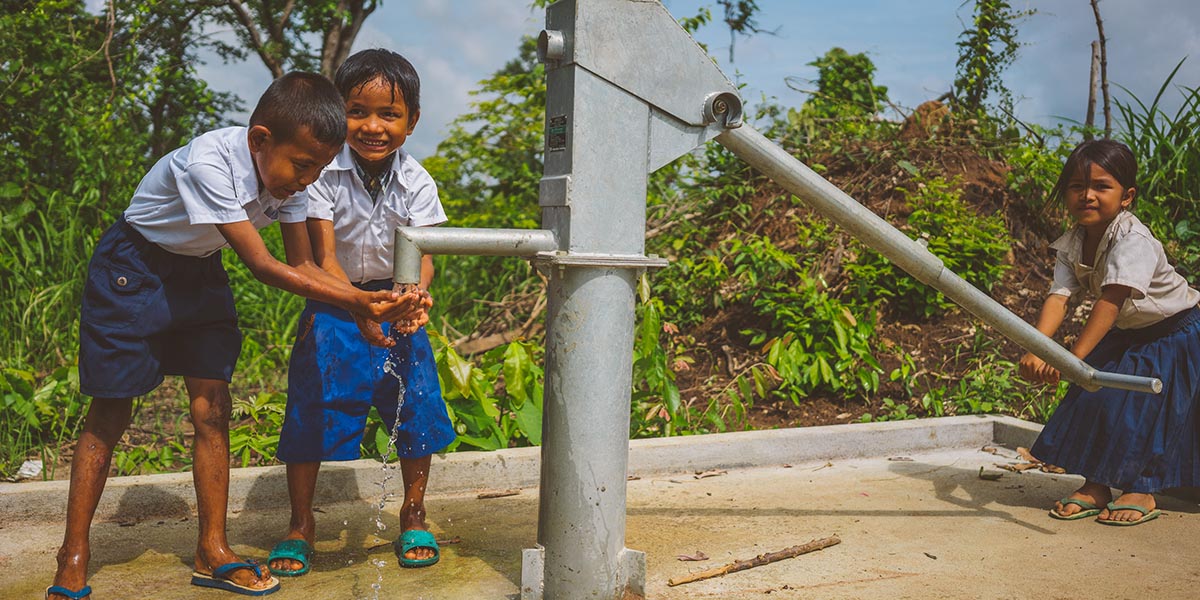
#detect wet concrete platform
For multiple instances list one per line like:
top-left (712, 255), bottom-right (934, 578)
top-left (3, 416), bottom-right (1197, 599)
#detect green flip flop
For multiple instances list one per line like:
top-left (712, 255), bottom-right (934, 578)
top-left (1049, 497), bottom-right (1102, 520)
top-left (1097, 502), bottom-right (1161, 526)
top-left (394, 529), bottom-right (440, 568)
top-left (268, 539), bottom-right (314, 577)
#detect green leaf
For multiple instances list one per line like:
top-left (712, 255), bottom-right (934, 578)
top-left (513, 396), bottom-right (542, 445)
top-left (457, 434), bottom-right (504, 451)
top-left (503, 342), bottom-right (530, 407)
top-left (663, 381), bottom-right (681, 417)
top-left (374, 426), bottom-right (392, 459)
top-left (0, 182), bottom-right (22, 198)
top-left (443, 348), bottom-right (474, 397)
top-left (477, 392), bottom-right (501, 419)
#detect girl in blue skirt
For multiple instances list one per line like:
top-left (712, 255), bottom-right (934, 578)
top-left (1019, 139), bottom-right (1200, 526)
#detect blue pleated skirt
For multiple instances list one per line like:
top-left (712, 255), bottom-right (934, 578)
top-left (1032, 306), bottom-right (1200, 492)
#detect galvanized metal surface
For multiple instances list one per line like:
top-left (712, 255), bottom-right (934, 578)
top-left (538, 266), bottom-right (640, 599)
top-left (391, 227), bottom-right (558, 284)
top-left (716, 125), bottom-right (1163, 395)
top-left (534, 3), bottom-right (658, 592)
top-left (545, 0), bottom-right (737, 127)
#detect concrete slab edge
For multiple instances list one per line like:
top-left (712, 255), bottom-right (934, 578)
top-left (0, 415), bottom-right (1041, 524)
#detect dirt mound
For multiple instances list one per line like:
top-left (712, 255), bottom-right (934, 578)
top-left (669, 132), bottom-right (1068, 428)
top-left (899, 100), bottom-right (953, 140)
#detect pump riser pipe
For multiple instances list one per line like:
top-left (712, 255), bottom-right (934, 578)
top-left (717, 125), bottom-right (1161, 395)
top-left (393, 227), bottom-right (559, 284)
top-left (538, 265), bottom-right (638, 599)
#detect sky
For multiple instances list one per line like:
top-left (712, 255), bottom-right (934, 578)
top-left (89, 1), bottom-right (1200, 159)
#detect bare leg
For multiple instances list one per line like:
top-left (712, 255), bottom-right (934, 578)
top-left (49, 398), bottom-right (133, 599)
top-left (268, 461), bottom-right (321, 573)
top-left (1099, 491), bottom-right (1157, 522)
top-left (1052, 480), bottom-right (1112, 517)
top-left (398, 455), bottom-right (434, 561)
top-left (186, 377), bottom-right (274, 591)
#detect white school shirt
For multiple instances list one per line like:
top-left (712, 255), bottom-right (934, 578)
top-left (123, 126), bottom-right (308, 257)
top-left (306, 145), bottom-right (447, 284)
top-left (1049, 210), bottom-right (1200, 329)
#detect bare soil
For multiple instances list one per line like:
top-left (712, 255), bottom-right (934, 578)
top-left (667, 132), bottom-right (1079, 429)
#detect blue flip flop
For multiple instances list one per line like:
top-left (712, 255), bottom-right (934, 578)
top-left (268, 539), bottom-right (314, 577)
top-left (191, 561), bottom-right (281, 596)
top-left (394, 529), bottom-right (440, 568)
top-left (45, 585), bottom-right (91, 599)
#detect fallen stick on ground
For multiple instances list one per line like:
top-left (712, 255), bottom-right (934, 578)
top-left (477, 489), bottom-right (521, 499)
top-left (667, 535), bottom-right (841, 587)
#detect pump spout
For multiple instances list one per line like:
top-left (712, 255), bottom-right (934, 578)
top-left (716, 124), bottom-right (1163, 395)
top-left (392, 227), bottom-right (560, 284)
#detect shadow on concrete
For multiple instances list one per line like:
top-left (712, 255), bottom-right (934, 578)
top-left (111, 484), bottom-right (192, 522)
top-left (84, 485), bottom-right (197, 571)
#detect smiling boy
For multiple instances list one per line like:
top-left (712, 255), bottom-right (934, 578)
top-left (267, 50), bottom-right (456, 577)
top-left (47, 72), bottom-right (423, 600)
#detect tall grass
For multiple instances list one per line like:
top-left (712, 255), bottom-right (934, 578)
top-left (1115, 58), bottom-right (1200, 278)
top-left (0, 185), bottom-right (127, 479)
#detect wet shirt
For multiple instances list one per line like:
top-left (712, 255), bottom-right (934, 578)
top-left (307, 145), bottom-right (447, 283)
top-left (1049, 210), bottom-right (1200, 329)
top-left (123, 126), bottom-right (308, 257)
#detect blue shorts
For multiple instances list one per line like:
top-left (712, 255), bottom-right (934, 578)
top-left (277, 286), bottom-right (456, 463)
top-left (79, 219), bottom-right (241, 398)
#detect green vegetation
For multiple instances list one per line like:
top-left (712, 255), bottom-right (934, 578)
top-left (952, 0), bottom-right (1033, 115)
top-left (2, 1), bottom-right (1198, 481)
top-left (800, 47), bottom-right (889, 122)
top-left (1114, 59), bottom-right (1200, 279)
top-left (845, 176), bottom-right (1012, 319)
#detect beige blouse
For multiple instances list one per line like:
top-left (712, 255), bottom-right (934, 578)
top-left (1049, 210), bottom-right (1199, 329)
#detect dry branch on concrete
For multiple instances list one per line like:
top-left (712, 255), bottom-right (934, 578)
top-left (667, 535), bottom-right (841, 587)
top-left (476, 489), bottom-right (521, 499)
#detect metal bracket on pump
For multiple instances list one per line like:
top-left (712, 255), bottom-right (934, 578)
top-left (703, 91), bottom-right (744, 129)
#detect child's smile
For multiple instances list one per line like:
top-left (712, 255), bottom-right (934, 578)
top-left (1067, 163), bottom-right (1134, 234)
top-left (345, 77), bottom-right (419, 171)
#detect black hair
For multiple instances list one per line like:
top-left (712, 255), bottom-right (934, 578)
top-left (334, 49), bottom-right (421, 120)
top-left (248, 72), bottom-right (347, 146)
top-left (1049, 139), bottom-right (1138, 207)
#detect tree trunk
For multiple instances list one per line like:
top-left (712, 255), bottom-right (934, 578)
top-left (1090, 0), bottom-right (1111, 137)
top-left (223, 0), bottom-right (376, 79)
top-left (319, 1), bottom-right (375, 77)
top-left (1085, 40), bottom-right (1099, 140)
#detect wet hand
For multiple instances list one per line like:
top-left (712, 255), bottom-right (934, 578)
top-left (390, 308), bottom-right (430, 336)
top-left (354, 314), bottom-right (395, 348)
top-left (376, 286), bottom-right (427, 323)
top-left (361, 288), bottom-right (426, 323)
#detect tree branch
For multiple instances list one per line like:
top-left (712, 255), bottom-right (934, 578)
top-left (226, 0), bottom-right (283, 77)
top-left (668, 536), bottom-right (842, 586)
